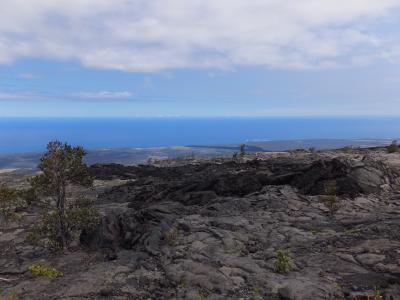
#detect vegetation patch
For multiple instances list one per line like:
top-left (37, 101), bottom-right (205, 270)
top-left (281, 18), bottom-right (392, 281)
top-left (345, 228), bottom-right (361, 236)
top-left (322, 181), bottom-right (340, 215)
top-left (311, 229), bottom-right (323, 235)
top-left (252, 287), bottom-right (262, 297)
top-left (25, 230), bottom-right (43, 247)
top-left (387, 140), bottom-right (398, 153)
top-left (0, 184), bottom-right (25, 226)
top-left (199, 288), bottom-right (213, 299)
top-left (178, 279), bottom-right (188, 289)
top-left (0, 294), bottom-right (18, 300)
top-left (366, 286), bottom-right (382, 300)
top-left (28, 197), bottom-right (100, 250)
top-left (164, 227), bottom-right (179, 246)
top-left (274, 249), bottom-right (292, 274)
top-left (341, 146), bottom-right (353, 153)
top-left (28, 261), bottom-right (62, 279)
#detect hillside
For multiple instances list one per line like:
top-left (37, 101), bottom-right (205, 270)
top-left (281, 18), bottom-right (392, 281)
top-left (1, 148), bottom-right (400, 299)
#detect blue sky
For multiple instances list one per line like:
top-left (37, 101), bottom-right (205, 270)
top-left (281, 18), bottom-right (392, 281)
top-left (1, 1), bottom-right (400, 117)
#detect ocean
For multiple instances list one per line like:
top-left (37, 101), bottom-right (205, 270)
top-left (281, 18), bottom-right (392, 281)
top-left (0, 117), bottom-right (399, 153)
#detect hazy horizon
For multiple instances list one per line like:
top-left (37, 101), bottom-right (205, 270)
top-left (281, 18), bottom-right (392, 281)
top-left (0, 116), bottom-right (399, 153)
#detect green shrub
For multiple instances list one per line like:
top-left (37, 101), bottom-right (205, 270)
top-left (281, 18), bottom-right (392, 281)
top-left (367, 286), bottom-right (381, 300)
top-left (387, 140), bottom-right (398, 153)
top-left (323, 195), bottom-right (340, 215)
top-left (274, 249), bottom-right (292, 274)
top-left (198, 288), bottom-right (212, 299)
top-left (252, 287), bottom-right (262, 297)
top-left (323, 181), bottom-right (340, 215)
top-left (18, 188), bottom-right (38, 205)
top-left (345, 228), bottom-right (360, 236)
top-left (28, 261), bottom-right (62, 279)
top-left (325, 181), bottom-right (337, 196)
top-left (25, 230), bottom-right (43, 247)
top-left (341, 146), bottom-right (353, 153)
top-left (0, 294), bottom-right (18, 300)
top-left (28, 197), bottom-right (100, 251)
top-left (39, 211), bottom-right (65, 250)
top-left (67, 197), bottom-right (100, 232)
top-left (311, 229), bottom-right (322, 235)
top-left (0, 184), bottom-right (24, 226)
top-left (178, 280), bottom-right (188, 289)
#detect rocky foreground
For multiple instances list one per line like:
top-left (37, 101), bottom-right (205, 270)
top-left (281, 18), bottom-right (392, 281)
top-left (2, 149), bottom-right (400, 299)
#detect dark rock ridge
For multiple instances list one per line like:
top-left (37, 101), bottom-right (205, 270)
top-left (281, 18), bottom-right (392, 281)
top-left (91, 154), bottom-right (400, 202)
top-left (2, 150), bottom-right (400, 299)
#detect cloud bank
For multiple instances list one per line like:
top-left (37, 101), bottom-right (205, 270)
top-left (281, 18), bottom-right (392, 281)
top-left (1, 0), bottom-right (400, 71)
top-left (76, 91), bottom-right (133, 99)
top-left (0, 90), bottom-right (134, 101)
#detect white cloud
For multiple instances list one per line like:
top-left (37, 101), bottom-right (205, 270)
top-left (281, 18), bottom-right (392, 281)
top-left (76, 91), bottom-right (133, 99)
top-left (0, 91), bottom-right (40, 100)
top-left (18, 72), bottom-right (39, 79)
top-left (0, 90), bottom-right (133, 101)
top-left (0, 0), bottom-right (400, 71)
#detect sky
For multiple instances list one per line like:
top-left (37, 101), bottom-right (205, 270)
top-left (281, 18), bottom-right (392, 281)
top-left (1, 0), bottom-right (400, 117)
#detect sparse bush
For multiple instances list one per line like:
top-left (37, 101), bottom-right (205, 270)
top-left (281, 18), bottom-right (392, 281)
top-left (308, 147), bottom-right (316, 153)
top-left (274, 249), bottom-right (292, 274)
top-left (0, 294), bottom-right (18, 300)
top-left (39, 211), bottom-right (66, 250)
top-left (199, 288), bottom-right (212, 299)
top-left (28, 261), bottom-right (62, 279)
top-left (25, 230), bottom-right (42, 247)
top-left (341, 146), bottom-right (353, 153)
top-left (325, 181), bottom-right (337, 196)
top-left (252, 287), bottom-right (262, 297)
top-left (323, 195), bottom-right (340, 215)
top-left (387, 140), bottom-right (398, 153)
top-left (323, 181), bottom-right (340, 215)
top-left (240, 144), bottom-right (246, 156)
top-left (28, 197), bottom-right (100, 250)
top-left (18, 187), bottom-right (38, 205)
top-left (232, 152), bottom-right (238, 161)
top-left (178, 280), bottom-right (188, 289)
top-left (345, 228), bottom-right (360, 236)
top-left (0, 184), bottom-right (24, 226)
top-left (165, 227), bottom-right (178, 246)
top-left (67, 197), bottom-right (100, 231)
top-left (311, 229), bottom-right (322, 235)
top-left (367, 286), bottom-right (382, 300)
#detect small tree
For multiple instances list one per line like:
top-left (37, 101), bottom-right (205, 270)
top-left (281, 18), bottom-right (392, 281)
top-left (30, 141), bottom-right (93, 249)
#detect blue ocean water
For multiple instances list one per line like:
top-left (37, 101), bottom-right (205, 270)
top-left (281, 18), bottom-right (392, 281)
top-left (0, 117), bottom-right (399, 153)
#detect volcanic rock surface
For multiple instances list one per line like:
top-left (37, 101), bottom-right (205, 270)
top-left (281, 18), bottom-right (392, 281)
top-left (2, 149), bottom-right (400, 299)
